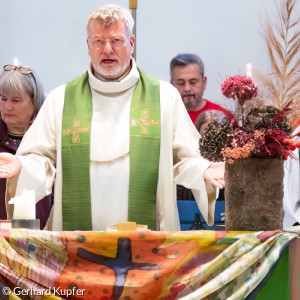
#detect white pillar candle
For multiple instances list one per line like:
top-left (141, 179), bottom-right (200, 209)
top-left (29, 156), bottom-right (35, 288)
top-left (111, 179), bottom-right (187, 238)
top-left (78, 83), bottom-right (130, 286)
top-left (9, 190), bottom-right (36, 220)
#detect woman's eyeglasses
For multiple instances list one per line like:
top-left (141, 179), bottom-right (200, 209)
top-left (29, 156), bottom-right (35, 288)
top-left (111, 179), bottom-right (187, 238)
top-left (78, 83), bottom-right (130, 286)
top-left (3, 64), bottom-right (32, 75)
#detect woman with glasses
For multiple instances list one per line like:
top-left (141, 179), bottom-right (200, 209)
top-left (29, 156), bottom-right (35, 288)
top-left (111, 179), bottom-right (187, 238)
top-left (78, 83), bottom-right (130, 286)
top-left (0, 64), bottom-right (53, 228)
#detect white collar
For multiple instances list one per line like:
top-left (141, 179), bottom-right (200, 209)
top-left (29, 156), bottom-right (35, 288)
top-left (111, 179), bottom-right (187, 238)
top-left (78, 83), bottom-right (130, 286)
top-left (88, 58), bottom-right (140, 94)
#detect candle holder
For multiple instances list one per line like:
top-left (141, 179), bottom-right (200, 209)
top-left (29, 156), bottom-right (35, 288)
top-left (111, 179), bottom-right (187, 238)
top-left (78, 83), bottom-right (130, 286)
top-left (12, 219), bottom-right (40, 230)
top-left (0, 220), bottom-right (12, 229)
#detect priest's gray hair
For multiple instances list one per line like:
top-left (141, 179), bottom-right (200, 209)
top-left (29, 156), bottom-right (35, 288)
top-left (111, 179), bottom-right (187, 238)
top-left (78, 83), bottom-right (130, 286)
top-left (170, 53), bottom-right (205, 78)
top-left (0, 64), bottom-right (45, 120)
top-left (87, 4), bottom-right (134, 36)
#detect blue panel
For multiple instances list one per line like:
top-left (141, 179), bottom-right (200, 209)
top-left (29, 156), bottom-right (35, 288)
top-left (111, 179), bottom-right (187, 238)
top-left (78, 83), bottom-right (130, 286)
top-left (177, 200), bottom-right (225, 230)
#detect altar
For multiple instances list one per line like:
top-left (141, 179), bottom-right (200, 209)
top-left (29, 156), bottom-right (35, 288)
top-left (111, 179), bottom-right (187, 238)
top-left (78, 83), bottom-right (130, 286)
top-left (0, 228), bottom-right (298, 300)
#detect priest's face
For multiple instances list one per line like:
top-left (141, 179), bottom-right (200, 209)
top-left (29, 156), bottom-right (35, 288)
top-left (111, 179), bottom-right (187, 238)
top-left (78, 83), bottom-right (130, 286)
top-left (87, 19), bottom-right (135, 80)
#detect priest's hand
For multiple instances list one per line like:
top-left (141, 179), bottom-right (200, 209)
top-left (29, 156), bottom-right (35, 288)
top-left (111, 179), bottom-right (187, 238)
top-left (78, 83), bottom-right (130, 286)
top-left (203, 162), bottom-right (225, 189)
top-left (0, 153), bottom-right (22, 178)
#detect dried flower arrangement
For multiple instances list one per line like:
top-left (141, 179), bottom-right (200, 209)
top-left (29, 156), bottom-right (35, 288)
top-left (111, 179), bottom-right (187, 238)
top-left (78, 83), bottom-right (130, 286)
top-left (199, 75), bottom-right (298, 163)
top-left (199, 0), bottom-right (300, 163)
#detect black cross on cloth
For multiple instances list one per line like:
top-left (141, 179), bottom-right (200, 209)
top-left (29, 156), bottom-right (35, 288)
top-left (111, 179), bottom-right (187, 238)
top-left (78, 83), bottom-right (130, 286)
top-left (77, 237), bottom-right (163, 299)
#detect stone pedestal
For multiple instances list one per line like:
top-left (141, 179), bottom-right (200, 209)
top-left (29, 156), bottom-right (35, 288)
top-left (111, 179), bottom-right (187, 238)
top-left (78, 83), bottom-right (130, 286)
top-left (225, 158), bottom-right (284, 231)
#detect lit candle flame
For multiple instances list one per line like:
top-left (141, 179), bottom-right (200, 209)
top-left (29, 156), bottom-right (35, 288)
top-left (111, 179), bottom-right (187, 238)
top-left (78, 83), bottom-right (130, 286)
top-left (246, 63), bottom-right (253, 78)
top-left (13, 57), bottom-right (20, 66)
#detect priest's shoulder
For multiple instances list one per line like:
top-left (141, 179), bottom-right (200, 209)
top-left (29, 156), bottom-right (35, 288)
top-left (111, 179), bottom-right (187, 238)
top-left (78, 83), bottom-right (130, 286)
top-left (45, 71), bottom-right (88, 100)
top-left (159, 79), bottom-right (182, 98)
top-left (44, 84), bottom-right (66, 105)
top-left (137, 68), bottom-right (176, 95)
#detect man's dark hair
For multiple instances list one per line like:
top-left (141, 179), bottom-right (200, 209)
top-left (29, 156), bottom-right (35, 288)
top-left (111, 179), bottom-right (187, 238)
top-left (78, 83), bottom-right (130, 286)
top-left (170, 53), bottom-right (205, 78)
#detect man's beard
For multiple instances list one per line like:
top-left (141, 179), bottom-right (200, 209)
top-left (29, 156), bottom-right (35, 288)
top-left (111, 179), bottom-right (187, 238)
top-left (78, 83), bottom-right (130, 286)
top-left (182, 94), bottom-right (196, 109)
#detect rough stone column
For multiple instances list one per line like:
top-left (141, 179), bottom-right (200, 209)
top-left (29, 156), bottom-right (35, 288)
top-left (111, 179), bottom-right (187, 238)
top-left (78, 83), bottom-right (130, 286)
top-left (225, 158), bottom-right (284, 231)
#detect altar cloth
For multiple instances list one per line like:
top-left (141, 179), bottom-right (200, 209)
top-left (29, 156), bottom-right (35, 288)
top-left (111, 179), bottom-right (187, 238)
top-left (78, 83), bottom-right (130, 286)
top-left (0, 229), bottom-right (297, 299)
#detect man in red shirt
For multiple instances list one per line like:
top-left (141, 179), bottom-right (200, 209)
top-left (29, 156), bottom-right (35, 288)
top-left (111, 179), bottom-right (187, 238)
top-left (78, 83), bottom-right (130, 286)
top-left (170, 53), bottom-right (232, 123)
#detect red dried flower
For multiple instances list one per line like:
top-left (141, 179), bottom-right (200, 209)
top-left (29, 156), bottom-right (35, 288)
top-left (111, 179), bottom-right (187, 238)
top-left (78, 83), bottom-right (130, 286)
top-left (259, 128), bottom-right (295, 159)
top-left (221, 75), bottom-right (258, 106)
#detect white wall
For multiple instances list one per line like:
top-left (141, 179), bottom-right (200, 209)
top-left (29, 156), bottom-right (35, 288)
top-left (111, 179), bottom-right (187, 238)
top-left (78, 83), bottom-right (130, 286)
top-left (0, 0), bottom-right (286, 106)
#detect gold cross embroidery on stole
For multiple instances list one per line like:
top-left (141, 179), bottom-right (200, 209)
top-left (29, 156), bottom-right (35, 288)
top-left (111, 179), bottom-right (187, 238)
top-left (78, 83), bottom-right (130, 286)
top-left (131, 109), bottom-right (160, 135)
top-left (62, 119), bottom-right (90, 144)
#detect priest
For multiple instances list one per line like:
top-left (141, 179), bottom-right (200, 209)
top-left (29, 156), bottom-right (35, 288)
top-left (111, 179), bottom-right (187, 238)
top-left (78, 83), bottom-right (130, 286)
top-left (0, 4), bottom-right (224, 231)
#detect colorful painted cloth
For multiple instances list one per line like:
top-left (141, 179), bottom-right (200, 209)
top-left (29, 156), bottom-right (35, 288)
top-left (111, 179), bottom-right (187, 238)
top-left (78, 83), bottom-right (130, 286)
top-left (0, 229), bottom-right (297, 300)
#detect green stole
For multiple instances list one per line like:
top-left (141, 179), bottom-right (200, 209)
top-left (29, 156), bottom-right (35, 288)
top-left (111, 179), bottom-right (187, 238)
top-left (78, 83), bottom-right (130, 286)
top-left (61, 70), bottom-right (160, 231)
